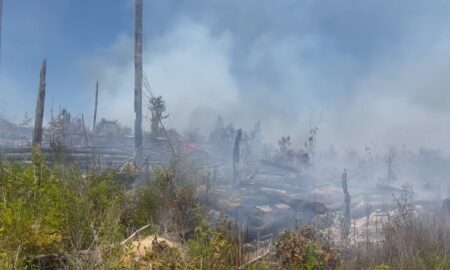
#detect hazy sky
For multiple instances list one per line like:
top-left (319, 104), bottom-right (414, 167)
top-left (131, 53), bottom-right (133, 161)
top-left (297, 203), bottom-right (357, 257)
top-left (1, 0), bottom-right (450, 152)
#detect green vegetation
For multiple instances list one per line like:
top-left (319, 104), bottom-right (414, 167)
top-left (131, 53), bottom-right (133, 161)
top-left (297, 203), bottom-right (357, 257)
top-left (275, 225), bottom-right (339, 270)
top-left (0, 151), bottom-right (129, 268)
top-left (1, 152), bottom-right (450, 269)
top-left (0, 151), bottom-right (241, 269)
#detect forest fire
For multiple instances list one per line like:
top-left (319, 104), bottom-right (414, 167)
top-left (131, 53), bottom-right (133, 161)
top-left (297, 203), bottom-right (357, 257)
top-left (1, 0), bottom-right (450, 269)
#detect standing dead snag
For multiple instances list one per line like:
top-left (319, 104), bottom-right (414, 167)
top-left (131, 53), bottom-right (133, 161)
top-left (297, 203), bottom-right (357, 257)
top-left (33, 59), bottom-right (47, 147)
top-left (81, 114), bottom-right (89, 147)
top-left (93, 80), bottom-right (99, 131)
top-left (386, 146), bottom-right (396, 186)
top-left (364, 201), bottom-right (372, 252)
top-left (233, 129), bottom-right (242, 184)
top-left (0, 0), bottom-right (3, 65)
top-left (341, 168), bottom-right (351, 244)
top-left (134, 0), bottom-right (143, 162)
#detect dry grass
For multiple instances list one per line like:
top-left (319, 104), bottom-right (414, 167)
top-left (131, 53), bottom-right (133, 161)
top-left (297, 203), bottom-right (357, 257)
top-left (343, 191), bottom-right (450, 270)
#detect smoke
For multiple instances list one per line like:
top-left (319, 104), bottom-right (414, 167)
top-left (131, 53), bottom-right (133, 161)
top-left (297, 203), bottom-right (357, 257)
top-left (0, 0), bottom-right (447, 154)
top-left (322, 38), bottom-right (450, 154)
top-left (81, 21), bottom-right (241, 134)
top-left (81, 11), bottom-right (450, 154)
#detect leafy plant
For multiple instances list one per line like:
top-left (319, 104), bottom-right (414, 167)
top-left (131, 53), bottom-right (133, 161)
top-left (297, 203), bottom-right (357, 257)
top-left (275, 225), bottom-right (339, 270)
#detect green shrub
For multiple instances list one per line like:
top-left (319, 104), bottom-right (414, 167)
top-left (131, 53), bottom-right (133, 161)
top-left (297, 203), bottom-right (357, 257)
top-left (0, 151), bottom-right (209, 268)
top-left (187, 219), bottom-right (239, 269)
top-left (0, 152), bottom-right (130, 267)
top-left (0, 156), bottom-right (68, 262)
top-left (275, 225), bottom-right (340, 270)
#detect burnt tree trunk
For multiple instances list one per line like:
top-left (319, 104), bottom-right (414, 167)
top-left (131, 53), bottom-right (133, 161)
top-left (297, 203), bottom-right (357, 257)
top-left (341, 168), bottom-right (351, 244)
top-left (134, 0), bottom-right (143, 162)
top-left (0, 0), bottom-right (3, 65)
top-left (387, 154), bottom-right (393, 185)
top-left (33, 59), bottom-right (47, 146)
top-left (81, 114), bottom-right (89, 147)
top-left (233, 129), bottom-right (242, 184)
top-left (93, 80), bottom-right (99, 130)
top-left (151, 117), bottom-right (159, 137)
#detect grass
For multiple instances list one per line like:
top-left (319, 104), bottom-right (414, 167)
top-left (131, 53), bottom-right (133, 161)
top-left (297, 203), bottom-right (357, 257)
top-left (1, 151), bottom-right (450, 269)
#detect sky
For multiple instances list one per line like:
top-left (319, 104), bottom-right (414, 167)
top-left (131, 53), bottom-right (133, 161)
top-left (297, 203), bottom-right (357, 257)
top-left (1, 0), bottom-right (450, 153)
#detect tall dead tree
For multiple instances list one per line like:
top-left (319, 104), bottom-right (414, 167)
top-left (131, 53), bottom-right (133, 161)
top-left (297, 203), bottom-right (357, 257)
top-left (134, 0), bottom-right (143, 161)
top-left (364, 200), bottom-right (372, 252)
top-left (340, 168), bottom-right (351, 244)
top-left (93, 80), bottom-right (99, 130)
top-left (33, 59), bottom-right (47, 146)
top-left (386, 146), bottom-right (396, 186)
top-left (0, 0), bottom-right (3, 65)
top-left (233, 129), bottom-right (242, 184)
top-left (82, 114), bottom-right (89, 147)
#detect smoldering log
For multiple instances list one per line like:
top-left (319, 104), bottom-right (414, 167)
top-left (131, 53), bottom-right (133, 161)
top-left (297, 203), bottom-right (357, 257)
top-left (33, 59), bottom-right (47, 146)
top-left (233, 129), bottom-right (242, 184)
top-left (134, 0), bottom-right (144, 162)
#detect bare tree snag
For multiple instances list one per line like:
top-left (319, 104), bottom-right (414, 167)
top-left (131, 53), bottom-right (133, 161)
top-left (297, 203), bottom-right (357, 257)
top-left (81, 114), bottom-right (88, 147)
top-left (364, 200), bottom-right (372, 252)
top-left (134, 0), bottom-right (143, 162)
top-left (0, 0), bottom-right (3, 65)
top-left (93, 80), bottom-right (99, 130)
top-left (233, 129), bottom-right (242, 184)
top-left (33, 59), bottom-right (47, 146)
top-left (386, 146), bottom-right (396, 186)
top-left (340, 168), bottom-right (351, 244)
